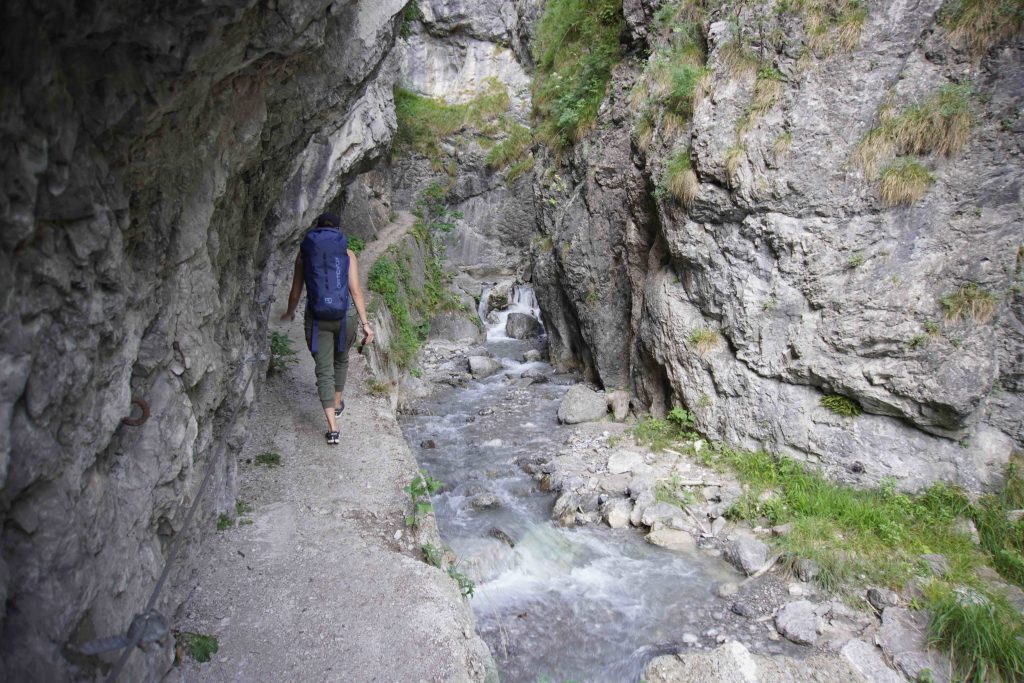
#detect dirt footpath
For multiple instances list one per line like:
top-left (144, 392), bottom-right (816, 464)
top-left (172, 218), bottom-right (494, 682)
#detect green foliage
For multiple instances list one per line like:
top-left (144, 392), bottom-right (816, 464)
top-left (175, 631), bottom-right (219, 664)
top-left (532, 0), bottom-right (625, 149)
top-left (369, 186), bottom-right (462, 368)
top-left (255, 451), bottom-right (282, 467)
top-left (820, 394), bottom-right (862, 417)
top-left (879, 158), bottom-right (935, 205)
top-left (972, 463), bottom-right (1024, 587)
top-left (399, 1), bottom-right (422, 38)
top-left (941, 282), bottom-right (998, 324)
top-left (421, 542), bottom-right (444, 567)
top-left (235, 499), bottom-right (253, 516)
top-left (404, 470), bottom-right (443, 529)
top-left (847, 252), bottom-right (865, 268)
top-left (655, 475), bottom-right (696, 509)
top-left (216, 513), bottom-right (234, 531)
top-left (268, 331), bottom-right (298, 375)
top-left (927, 584), bottom-right (1024, 683)
top-left (447, 565), bottom-right (476, 598)
top-left (347, 235), bottom-right (366, 255)
top-left (633, 407), bottom-right (696, 451)
top-left (505, 157), bottom-right (536, 184)
top-left (485, 124), bottom-right (534, 172)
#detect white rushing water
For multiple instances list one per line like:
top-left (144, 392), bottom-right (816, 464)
top-left (486, 285), bottom-right (544, 341)
top-left (401, 285), bottom-right (786, 682)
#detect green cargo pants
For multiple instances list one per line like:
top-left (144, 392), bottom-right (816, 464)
top-left (304, 307), bottom-right (358, 408)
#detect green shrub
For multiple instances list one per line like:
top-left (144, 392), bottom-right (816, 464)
top-left (268, 331), bottom-right (298, 375)
top-left (216, 514), bottom-right (233, 531)
top-left (347, 236), bottom-right (366, 255)
top-left (405, 470), bottom-right (444, 529)
top-left (532, 0), bottom-right (624, 149)
top-left (633, 407), bottom-right (697, 451)
top-left (399, 1), bottom-right (422, 38)
top-left (820, 394), bottom-right (861, 417)
top-left (254, 451), bottom-right (282, 467)
top-left (175, 631), bottom-right (219, 664)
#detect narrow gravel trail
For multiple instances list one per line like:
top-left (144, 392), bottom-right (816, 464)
top-left (172, 213), bottom-right (492, 682)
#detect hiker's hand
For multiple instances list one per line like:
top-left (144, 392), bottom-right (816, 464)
top-left (361, 322), bottom-right (374, 346)
top-left (280, 310), bottom-right (295, 322)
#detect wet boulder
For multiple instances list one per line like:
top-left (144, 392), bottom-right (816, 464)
top-left (505, 312), bottom-right (541, 339)
top-left (557, 385), bottom-right (608, 424)
top-left (468, 355), bottom-right (502, 379)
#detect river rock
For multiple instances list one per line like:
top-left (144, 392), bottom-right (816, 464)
top-left (522, 349), bottom-right (543, 362)
top-left (468, 355), bottom-right (502, 379)
top-left (630, 490), bottom-right (655, 527)
top-left (505, 312), bottom-right (541, 339)
top-left (557, 385), bottom-right (607, 424)
top-left (878, 607), bottom-right (951, 682)
top-left (646, 528), bottom-right (695, 552)
top-left (641, 502), bottom-right (687, 529)
top-left (775, 600), bottom-right (821, 645)
top-left (644, 641), bottom-right (869, 683)
top-left (470, 494), bottom-right (500, 510)
top-left (521, 368), bottom-right (548, 383)
top-left (607, 450), bottom-right (644, 475)
top-left (488, 528), bottom-right (515, 547)
top-left (602, 498), bottom-right (632, 529)
top-left (866, 587), bottom-right (899, 611)
top-left (725, 535), bottom-right (769, 576)
top-left (607, 390), bottom-right (630, 421)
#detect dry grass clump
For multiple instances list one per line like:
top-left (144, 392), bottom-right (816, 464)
top-left (855, 85), bottom-right (972, 175)
top-left (751, 67), bottom-right (785, 115)
top-left (666, 148), bottom-right (699, 207)
top-left (942, 0), bottom-right (1024, 56)
top-left (782, 0), bottom-right (869, 54)
top-left (725, 143), bottom-right (746, 180)
top-left (878, 158), bottom-right (935, 205)
top-left (940, 283), bottom-right (998, 324)
top-left (688, 327), bottom-right (721, 356)
top-left (772, 130), bottom-right (794, 156)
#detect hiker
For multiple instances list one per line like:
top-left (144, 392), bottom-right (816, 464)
top-left (281, 212), bottom-right (374, 444)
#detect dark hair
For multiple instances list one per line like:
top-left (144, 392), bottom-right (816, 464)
top-left (315, 212), bottom-right (340, 228)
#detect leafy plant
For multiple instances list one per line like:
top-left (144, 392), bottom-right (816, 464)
top-left (820, 394), bottom-right (861, 417)
top-left (447, 565), bottom-right (476, 598)
top-left (532, 0), bottom-right (625, 149)
top-left (421, 542), bottom-right (444, 568)
top-left (255, 451), bottom-right (282, 467)
top-left (175, 631), bottom-right (219, 664)
top-left (940, 283), bottom-right (997, 324)
top-left (268, 331), bottom-right (298, 375)
top-left (235, 499), bottom-right (253, 516)
top-left (399, 0), bottom-right (422, 38)
top-left (633, 407), bottom-right (697, 451)
top-left (216, 514), bottom-right (234, 531)
top-left (347, 235), bottom-right (366, 255)
top-left (405, 470), bottom-right (444, 529)
top-left (847, 252), bottom-right (865, 268)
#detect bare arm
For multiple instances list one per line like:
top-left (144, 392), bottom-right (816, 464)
top-left (347, 250), bottom-right (374, 346)
top-left (281, 252), bottom-right (303, 321)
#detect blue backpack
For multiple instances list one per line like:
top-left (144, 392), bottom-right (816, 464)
top-left (300, 227), bottom-right (350, 354)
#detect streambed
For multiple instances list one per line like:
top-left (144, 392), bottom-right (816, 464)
top-left (400, 288), bottom-right (780, 682)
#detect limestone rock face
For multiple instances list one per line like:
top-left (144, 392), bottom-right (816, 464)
top-left (529, 0), bottom-right (1023, 491)
top-left (0, 1), bottom-right (407, 679)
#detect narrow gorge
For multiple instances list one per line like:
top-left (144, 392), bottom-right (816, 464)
top-left (1, 0), bottom-right (1022, 681)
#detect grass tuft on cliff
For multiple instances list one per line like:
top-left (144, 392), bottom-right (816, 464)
top-left (665, 148), bottom-right (699, 206)
top-left (940, 0), bottom-right (1024, 55)
top-left (855, 84), bottom-right (972, 175)
top-left (485, 124), bottom-right (534, 172)
top-left (777, 0), bottom-right (869, 54)
top-left (879, 158), bottom-right (935, 205)
top-left (532, 0), bottom-right (625, 150)
top-left (820, 394), bottom-right (862, 417)
top-left (940, 282), bottom-right (998, 324)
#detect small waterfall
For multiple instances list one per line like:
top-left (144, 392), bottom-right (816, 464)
top-left (487, 284), bottom-right (544, 341)
top-left (478, 283), bottom-right (492, 324)
top-left (510, 285), bottom-right (541, 319)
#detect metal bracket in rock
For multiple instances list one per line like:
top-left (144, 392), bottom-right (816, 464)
top-left (121, 397), bottom-right (150, 426)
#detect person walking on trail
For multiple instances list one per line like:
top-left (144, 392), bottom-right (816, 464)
top-left (281, 212), bottom-right (374, 445)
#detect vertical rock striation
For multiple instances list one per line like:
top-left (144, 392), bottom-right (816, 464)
top-left (0, 0), bottom-right (405, 679)
top-left (530, 1), bottom-right (1023, 491)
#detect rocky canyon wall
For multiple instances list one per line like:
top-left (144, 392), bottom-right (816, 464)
top-left (529, 0), bottom-right (1023, 492)
top-left (0, 0), bottom-right (405, 679)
